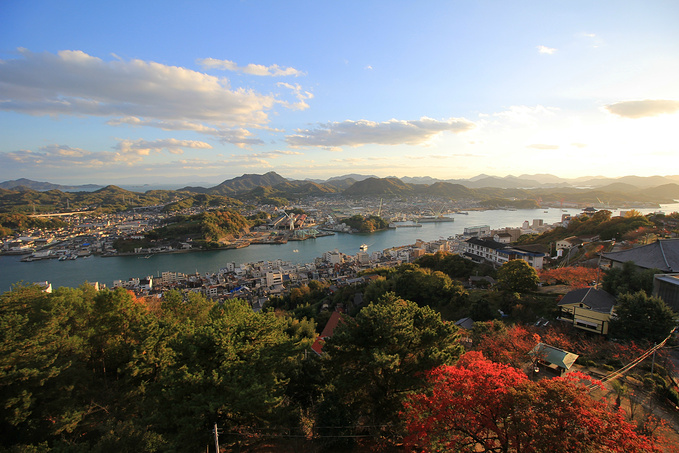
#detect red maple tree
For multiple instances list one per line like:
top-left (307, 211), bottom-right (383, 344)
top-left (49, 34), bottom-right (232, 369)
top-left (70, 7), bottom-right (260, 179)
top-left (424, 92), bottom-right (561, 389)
top-left (402, 352), bottom-right (665, 453)
top-left (539, 266), bottom-right (600, 288)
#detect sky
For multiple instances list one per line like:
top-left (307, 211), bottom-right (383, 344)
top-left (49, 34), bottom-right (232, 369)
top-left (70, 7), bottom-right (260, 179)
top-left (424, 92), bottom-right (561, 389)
top-left (1, 1), bottom-right (678, 186)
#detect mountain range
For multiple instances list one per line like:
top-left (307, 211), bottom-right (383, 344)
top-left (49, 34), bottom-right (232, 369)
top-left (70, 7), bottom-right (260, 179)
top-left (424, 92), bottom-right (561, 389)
top-left (3, 173), bottom-right (679, 193)
top-left (2, 173), bottom-right (679, 210)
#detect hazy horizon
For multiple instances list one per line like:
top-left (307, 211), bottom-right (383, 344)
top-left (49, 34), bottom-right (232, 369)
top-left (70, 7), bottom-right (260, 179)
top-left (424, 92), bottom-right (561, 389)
top-left (1, 1), bottom-right (678, 185)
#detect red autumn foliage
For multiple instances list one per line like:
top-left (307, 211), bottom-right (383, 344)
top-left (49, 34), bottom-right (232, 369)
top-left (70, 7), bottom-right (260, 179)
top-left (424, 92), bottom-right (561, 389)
top-left (402, 352), bottom-right (665, 453)
top-left (472, 321), bottom-right (540, 369)
top-left (539, 266), bottom-right (600, 288)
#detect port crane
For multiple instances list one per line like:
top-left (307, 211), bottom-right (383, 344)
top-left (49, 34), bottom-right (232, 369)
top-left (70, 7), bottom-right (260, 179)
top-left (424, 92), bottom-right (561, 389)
top-left (275, 208), bottom-right (295, 230)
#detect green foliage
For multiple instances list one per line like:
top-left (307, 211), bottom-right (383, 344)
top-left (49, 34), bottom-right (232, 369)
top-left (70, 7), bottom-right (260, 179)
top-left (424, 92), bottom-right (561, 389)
top-left (161, 194), bottom-right (241, 212)
top-left (149, 299), bottom-right (313, 450)
top-left (246, 210), bottom-right (271, 226)
top-left (145, 209), bottom-right (251, 245)
top-left (516, 210), bottom-right (655, 246)
top-left (602, 261), bottom-right (659, 296)
top-left (0, 285), bottom-right (316, 451)
top-left (496, 259), bottom-right (540, 293)
top-left (362, 263), bottom-right (468, 311)
top-left (0, 186), bottom-right (196, 215)
top-left (338, 214), bottom-right (389, 232)
top-left (0, 212), bottom-right (67, 235)
top-left (415, 251), bottom-right (495, 279)
top-left (610, 291), bottom-right (676, 343)
top-left (477, 198), bottom-right (539, 209)
top-left (323, 293), bottom-right (462, 438)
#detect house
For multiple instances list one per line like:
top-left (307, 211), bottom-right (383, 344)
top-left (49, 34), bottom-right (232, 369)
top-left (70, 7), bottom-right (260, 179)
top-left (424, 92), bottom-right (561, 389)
top-left (653, 273), bottom-right (679, 313)
top-left (529, 343), bottom-right (579, 377)
top-left (454, 317), bottom-right (474, 348)
top-left (310, 309), bottom-right (345, 356)
top-left (462, 237), bottom-right (546, 270)
top-left (557, 287), bottom-right (617, 334)
top-left (454, 317), bottom-right (474, 330)
top-left (556, 236), bottom-right (583, 251)
top-left (601, 239), bottom-right (679, 272)
top-left (493, 232), bottom-right (513, 244)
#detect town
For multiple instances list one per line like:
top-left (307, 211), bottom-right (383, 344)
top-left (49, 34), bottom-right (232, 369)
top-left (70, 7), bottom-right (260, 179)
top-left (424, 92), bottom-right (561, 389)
top-left (6, 193), bottom-right (673, 316)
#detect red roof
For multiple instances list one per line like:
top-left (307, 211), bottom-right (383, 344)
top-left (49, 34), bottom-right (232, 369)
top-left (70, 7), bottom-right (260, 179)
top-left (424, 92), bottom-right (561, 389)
top-left (310, 310), bottom-right (345, 356)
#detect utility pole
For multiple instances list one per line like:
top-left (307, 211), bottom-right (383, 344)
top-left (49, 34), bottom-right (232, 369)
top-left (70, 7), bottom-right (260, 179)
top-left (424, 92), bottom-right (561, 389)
top-left (213, 422), bottom-right (220, 453)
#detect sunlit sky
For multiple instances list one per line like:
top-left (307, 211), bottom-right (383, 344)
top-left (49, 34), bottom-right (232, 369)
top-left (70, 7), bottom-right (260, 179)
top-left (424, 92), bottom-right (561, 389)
top-left (1, 1), bottom-right (678, 186)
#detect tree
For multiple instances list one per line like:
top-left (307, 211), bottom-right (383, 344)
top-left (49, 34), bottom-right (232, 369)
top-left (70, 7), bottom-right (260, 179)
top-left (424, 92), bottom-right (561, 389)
top-left (539, 266), bottom-right (599, 288)
top-left (602, 261), bottom-right (659, 296)
top-left (471, 321), bottom-right (540, 368)
top-left (322, 293), bottom-right (462, 439)
top-left (403, 352), bottom-right (664, 453)
top-left (610, 291), bottom-right (676, 343)
top-left (148, 298), bottom-right (314, 450)
top-left (497, 259), bottom-right (539, 293)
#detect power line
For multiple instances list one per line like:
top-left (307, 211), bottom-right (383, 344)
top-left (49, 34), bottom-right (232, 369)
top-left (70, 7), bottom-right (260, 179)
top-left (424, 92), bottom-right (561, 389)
top-left (587, 327), bottom-right (677, 391)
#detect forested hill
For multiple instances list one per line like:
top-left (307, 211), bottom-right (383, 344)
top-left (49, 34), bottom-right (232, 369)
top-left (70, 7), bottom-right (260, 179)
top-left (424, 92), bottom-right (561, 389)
top-left (2, 173), bottom-right (679, 216)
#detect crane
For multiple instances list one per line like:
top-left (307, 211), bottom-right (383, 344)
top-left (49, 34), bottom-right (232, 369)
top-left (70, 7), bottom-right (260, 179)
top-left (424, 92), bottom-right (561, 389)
top-left (276, 208), bottom-right (295, 230)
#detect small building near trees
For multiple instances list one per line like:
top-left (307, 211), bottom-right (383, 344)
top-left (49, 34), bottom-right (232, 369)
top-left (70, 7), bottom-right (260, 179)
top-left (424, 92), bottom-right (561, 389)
top-left (529, 343), bottom-right (579, 377)
top-left (557, 287), bottom-right (617, 335)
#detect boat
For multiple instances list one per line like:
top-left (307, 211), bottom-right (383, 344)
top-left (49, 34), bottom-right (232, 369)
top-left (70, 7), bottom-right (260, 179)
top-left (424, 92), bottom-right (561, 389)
top-left (415, 216), bottom-right (455, 223)
top-left (388, 221), bottom-right (423, 228)
top-left (360, 244), bottom-right (368, 251)
top-left (293, 249), bottom-right (299, 253)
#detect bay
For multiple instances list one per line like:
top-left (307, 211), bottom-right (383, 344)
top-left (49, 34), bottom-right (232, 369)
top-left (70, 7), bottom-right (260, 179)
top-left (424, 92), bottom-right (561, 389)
top-left (2, 205), bottom-right (676, 291)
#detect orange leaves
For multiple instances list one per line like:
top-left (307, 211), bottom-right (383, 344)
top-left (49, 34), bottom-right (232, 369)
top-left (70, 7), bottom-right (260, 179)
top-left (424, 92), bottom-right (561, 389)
top-left (403, 353), bottom-right (664, 453)
top-left (539, 266), bottom-right (599, 288)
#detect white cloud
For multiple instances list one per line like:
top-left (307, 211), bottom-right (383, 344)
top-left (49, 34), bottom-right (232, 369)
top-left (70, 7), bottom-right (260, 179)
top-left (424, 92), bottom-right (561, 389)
top-left (276, 82), bottom-right (314, 111)
top-left (197, 57), bottom-right (305, 77)
top-left (286, 117), bottom-right (476, 148)
top-left (605, 99), bottom-right (679, 119)
top-left (537, 45), bottom-right (557, 54)
top-left (1, 138), bottom-right (214, 174)
top-left (113, 138), bottom-right (212, 156)
top-left (2, 144), bottom-right (130, 168)
top-left (0, 49), bottom-right (276, 126)
top-left (107, 116), bottom-right (264, 148)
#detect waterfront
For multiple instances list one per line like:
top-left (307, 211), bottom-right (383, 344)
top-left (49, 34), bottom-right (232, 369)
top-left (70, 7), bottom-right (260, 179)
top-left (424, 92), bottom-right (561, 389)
top-left (2, 206), bottom-right (676, 291)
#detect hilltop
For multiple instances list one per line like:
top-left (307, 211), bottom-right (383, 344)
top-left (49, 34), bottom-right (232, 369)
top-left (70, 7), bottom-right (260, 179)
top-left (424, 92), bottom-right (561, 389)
top-left (1, 173), bottom-right (678, 216)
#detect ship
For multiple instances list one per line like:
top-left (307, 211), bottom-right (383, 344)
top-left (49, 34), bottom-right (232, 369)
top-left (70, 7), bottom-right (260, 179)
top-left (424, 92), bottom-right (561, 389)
top-left (388, 221), bottom-right (422, 228)
top-left (360, 243), bottom-right (368, 251)
top-left (415, 216), bottom-right (455, 223)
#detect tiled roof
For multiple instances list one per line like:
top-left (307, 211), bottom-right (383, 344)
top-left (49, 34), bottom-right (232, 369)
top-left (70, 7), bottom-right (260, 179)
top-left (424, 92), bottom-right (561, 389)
top-left (602, 239), bottom-right (679, 272)
top-left (558, 287), bottom-right (617, 313)
top-left (466, 237), bottom-right (507, 250)
top-left (310, 310), bottom-right (345, 356)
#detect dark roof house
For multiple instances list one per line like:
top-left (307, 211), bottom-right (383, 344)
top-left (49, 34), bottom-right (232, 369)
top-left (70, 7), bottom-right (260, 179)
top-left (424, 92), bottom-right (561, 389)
top-left (602, 239), bottom-right (679, 272)
top-left (558, 287), bottom-right (617, 313)
top-left (557, 287), bottom-right (617, 334)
